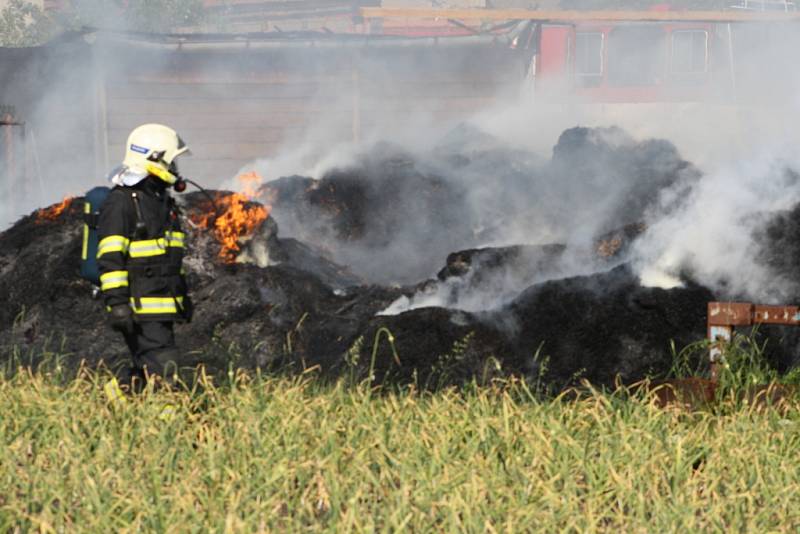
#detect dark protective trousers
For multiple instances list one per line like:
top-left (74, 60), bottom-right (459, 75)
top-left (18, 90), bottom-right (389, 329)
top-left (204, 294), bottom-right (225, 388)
top-left (121, 321), bottom-right (179, 380)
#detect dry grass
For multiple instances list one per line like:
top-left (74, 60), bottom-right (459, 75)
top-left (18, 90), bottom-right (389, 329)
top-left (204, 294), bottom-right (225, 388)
top-left (2, 366), bottom-right (800, 533)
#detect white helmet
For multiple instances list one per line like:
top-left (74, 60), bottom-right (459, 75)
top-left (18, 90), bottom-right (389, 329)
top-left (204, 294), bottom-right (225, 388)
top-left (109, 123), bottom-right (190, 187)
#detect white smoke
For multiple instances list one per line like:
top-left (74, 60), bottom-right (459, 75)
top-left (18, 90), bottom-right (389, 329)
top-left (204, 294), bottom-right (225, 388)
top-left (634, 145), bottom-right (800, 301)
top-left (6, 15), bottom-right (800, 315)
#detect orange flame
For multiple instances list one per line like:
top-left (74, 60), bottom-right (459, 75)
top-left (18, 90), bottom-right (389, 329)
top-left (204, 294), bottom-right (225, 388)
top-left (237, 171), bottom-right (263, 200)
top-left (191, 192), bottom-right (270, 262)
top-left (36, 196), bottom-right (74, 223)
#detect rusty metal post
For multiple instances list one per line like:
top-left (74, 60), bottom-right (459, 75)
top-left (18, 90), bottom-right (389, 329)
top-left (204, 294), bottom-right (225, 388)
top-left (708, 324), bottom-right (732, 382)
top-left (707, 301), bottom-right (800, 383)
top-left (707, 302), bottom-right (754, 382)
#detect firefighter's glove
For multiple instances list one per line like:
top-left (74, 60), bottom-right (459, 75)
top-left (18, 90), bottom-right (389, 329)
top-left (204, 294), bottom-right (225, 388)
top-left (109, 304), bottom-right (135, 336)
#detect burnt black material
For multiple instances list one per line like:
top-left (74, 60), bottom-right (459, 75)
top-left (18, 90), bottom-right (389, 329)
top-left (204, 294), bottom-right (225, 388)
top-left (0, 189), bottom-right (717, 391)
top-left (5, 126), bottom-right (793, 391)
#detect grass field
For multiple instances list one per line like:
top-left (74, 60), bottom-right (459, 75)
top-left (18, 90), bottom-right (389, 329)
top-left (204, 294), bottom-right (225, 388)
top-left (2, 360), bottom-right (800, 533)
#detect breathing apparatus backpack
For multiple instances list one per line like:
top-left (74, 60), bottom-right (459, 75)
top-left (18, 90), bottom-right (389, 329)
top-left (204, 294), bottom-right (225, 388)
top-left (80, 186), bottom-right (111, 286)
top-left (79, 175), bottom-right (216, 289)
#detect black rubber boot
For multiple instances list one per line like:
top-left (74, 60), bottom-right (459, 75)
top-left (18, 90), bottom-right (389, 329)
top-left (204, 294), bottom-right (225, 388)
top-left (140, 347), bottom-right (182, 386)
top-left (117, 365), bottom-right (147, 394)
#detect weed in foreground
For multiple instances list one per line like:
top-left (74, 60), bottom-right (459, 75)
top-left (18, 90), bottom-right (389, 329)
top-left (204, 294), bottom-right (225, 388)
top-left (1, 361), bottom-right (800, 532)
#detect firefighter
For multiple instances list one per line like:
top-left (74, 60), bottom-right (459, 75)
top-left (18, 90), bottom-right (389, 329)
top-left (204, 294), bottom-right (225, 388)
top-left (97, 123), bottom-right (193, 386)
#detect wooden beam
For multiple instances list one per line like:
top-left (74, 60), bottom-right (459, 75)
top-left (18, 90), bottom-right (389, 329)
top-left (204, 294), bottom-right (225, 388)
top-left (359, 7), bottom-right (800, 23)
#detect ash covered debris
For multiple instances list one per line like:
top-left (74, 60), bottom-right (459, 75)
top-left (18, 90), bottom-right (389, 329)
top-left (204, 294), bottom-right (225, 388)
top-left (382, 223), bottom-right (647, 315)
top-left (6, 125), bottom-right (796, 391)
top-left (757, 171), bottom-right (800, 301)
top-left (550, 127), bottom-right (699, 236)
top-left (0, 190), bottom-right (386, 376)
top-left (260, 125), bottom-right (698, 287)
top-left (261, 144), bottom-right (472, 285)
top-left (0, 199), bottom-right (711, 389)
top-left (362, 265), bottom-right (714, 388)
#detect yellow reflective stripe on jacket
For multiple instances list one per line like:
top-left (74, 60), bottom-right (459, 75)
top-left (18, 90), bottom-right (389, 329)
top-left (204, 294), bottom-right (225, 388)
top-left (131, 296), bottom-right (184, 315)
top-left (129, 233), bottom-right (186, 258)
top-left (81, 203), bottom-right (90, 261)
top-left (97, 235), bottom-right (130, 257)
top-left (165, 231), bottom-right (186, 248)
top-left (100, 270), bottom-right (129, 291)
top-left (129, 238), bottom-right (168, 258)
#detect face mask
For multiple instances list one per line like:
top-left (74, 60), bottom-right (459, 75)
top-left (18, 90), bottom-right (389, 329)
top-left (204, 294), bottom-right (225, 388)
top-left (144, 163), bottom-right (187, 192)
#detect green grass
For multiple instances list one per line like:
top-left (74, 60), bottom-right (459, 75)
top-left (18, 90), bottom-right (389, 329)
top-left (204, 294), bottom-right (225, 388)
top-left (2, 363), bottom-right (800, 532)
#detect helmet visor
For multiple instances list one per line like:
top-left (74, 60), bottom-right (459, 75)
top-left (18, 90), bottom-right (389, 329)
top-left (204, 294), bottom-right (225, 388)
top-left (174, 136), bottom-right (191, 159)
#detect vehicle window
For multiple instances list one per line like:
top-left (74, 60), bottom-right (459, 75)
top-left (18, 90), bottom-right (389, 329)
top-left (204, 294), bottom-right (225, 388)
top-left (607, 26), bottom-right (666, 86)
top-left (671, 30), bottom-right (708, 78)
top-left (575, 32), bottom-right (604, 87)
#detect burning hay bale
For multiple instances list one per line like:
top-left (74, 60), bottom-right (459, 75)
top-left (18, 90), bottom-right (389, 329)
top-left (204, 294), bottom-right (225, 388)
top-left (6, 126), bottom-right (789, 391)
top-left (35, 196), bottom-right (75, 223)
top-left (362, 265), bottom-right (715, 389)
top-left (595, 223), bottom-right (647, 259)
top-left (260, 145), bottom-right (473, 285)
top-left (0, 189), bottom-right (385, 376)
top-left (0, 188), bottom-right (717, 391)
top-left (0, 203), bottom-right (711, 389)
top-left (259, 126), bottom-right (696, 286)
top-left (184, 191), bottom-right (271, 263)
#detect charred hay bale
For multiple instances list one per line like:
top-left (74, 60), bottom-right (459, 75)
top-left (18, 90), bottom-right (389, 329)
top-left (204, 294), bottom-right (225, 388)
top-left (356, 308), bottom-right (516, 388)
top-left (435, 226), bottom-right (645, 287)
top-left (550, 127), bottom-right (700, 235)
top-left (186, 263), bottom-right (401, 376)
top-left (0, 193), bottom-right (381, 378)
top-left (279, 238), bottom-right (362, 289)
top-left (262, 145), bottom-right (474, 285)
top-left (349, 266), bottom-right (713, 390)
top-left (757, 178), bottom-right (800, 298)
top-left (179, 264), bottom-right (339, 373)
top-left (745, 183), bottom-right (800, 372)
top-left (437, 244), bottom-right (566, 282)
top-left (0, 198), bottom-right (129, 370)
top-left (504, 265), bottom-right (714, 388)
top-left (264, 148), bottom-right (466, 245)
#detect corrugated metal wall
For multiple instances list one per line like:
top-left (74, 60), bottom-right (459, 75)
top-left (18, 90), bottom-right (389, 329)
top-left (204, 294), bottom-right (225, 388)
top-left (98, 39), bottom-right (524, 184)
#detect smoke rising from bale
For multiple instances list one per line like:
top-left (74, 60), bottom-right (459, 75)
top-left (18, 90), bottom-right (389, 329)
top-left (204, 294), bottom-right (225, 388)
top-left (634, 148), bottom-right (800, 301)
top-left (255, 123), bottom-right (697, 315)
top-left (7, 14), bottom-right (800, 387)
top-left (2, 16), bottom-right (800, 313)
top-left (241, 19), bottom-right (800, 310)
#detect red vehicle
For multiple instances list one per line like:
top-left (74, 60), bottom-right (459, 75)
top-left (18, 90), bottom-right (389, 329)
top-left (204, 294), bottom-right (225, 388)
top-left (364, 6), bottom-right (798, 105)
top-left (534, 22), bottom-right (723, 103)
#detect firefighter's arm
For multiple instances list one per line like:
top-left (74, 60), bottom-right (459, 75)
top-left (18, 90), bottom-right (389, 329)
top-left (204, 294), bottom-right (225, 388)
top-left (96, 191), bottom-right (132, 308)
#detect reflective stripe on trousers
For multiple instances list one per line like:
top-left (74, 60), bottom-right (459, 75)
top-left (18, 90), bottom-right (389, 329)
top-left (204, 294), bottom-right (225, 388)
top-left (100, 270), bottom-right (129, 291)
top-left (131, 296), bottom-right (184, 315)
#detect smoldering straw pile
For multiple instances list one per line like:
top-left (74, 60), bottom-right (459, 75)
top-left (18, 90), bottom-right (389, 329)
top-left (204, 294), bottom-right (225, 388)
top-left (2, 125), bottom-right (800, 390)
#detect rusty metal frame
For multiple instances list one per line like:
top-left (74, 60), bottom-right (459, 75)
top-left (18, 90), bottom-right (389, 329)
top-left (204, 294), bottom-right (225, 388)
top-left (359, 8), bottom-right (800, 23)
top-left (707, 302), bottom-right (800, 381)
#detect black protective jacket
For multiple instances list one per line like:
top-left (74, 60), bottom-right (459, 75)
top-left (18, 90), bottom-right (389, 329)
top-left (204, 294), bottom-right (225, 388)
top-left (96, 177), bottom-right (191, 322)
